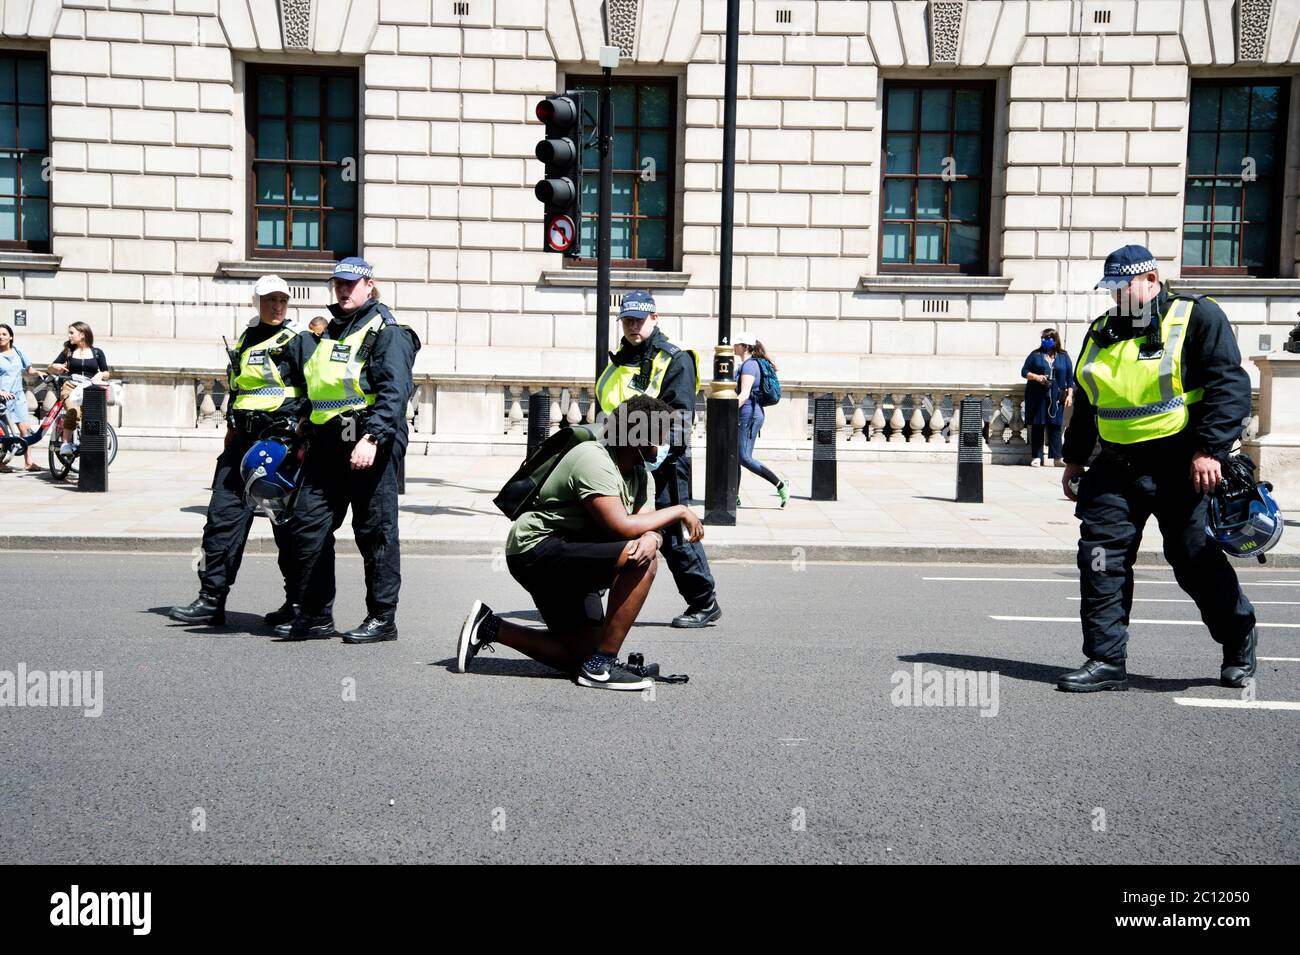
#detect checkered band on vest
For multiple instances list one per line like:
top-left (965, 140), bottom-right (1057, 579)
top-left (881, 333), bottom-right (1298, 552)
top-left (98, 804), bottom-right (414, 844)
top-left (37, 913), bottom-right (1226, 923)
top-left (1095, 395), bottom-right (1187, 420)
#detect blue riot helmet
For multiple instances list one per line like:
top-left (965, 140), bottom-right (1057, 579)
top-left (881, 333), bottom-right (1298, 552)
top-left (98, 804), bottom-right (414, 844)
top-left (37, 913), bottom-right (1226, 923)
top-left (1206, 455), bottom-right (1284, 562)
top-left (240, 436), bottom-right (303, 524)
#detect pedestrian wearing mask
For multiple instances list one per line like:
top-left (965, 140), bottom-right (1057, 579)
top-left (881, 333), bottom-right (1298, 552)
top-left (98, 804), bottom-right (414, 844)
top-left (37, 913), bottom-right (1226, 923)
top-left (1021, 327), bottom-right (1074, 467)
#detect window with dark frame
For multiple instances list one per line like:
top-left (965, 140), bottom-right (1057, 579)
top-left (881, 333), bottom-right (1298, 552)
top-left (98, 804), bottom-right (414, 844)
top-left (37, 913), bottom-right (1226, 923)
top-left (566, 77), bottom-right (676, 270)
top-left (247, 66), bottom-right (358, 260)
top-left (879, 81), bottom-right (992, 274)
top-left (0, 52), bottom-right (50, 253)
top-left (1182, 79), bottom-right (1289, 277)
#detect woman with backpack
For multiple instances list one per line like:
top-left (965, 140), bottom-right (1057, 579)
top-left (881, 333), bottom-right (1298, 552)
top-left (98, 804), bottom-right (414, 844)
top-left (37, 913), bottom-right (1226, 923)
top-left (734, 333), bottom-right (789, 507)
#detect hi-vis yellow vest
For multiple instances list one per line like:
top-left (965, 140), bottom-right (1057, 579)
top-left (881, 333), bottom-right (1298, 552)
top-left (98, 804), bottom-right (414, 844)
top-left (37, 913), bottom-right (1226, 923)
top-left (229, 325), bottom-right (299, 413)
top-left (304, 312), bottom-right (415, 425)
top-left (1075, 296), bottom-right (1205, 444)
top-left (595, 339), bottom-right (700, 413)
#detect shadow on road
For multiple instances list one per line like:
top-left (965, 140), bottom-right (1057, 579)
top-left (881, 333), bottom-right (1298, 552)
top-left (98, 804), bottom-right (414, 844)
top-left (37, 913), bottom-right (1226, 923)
top-left (399, 504), bottom-right (498, 517)
top-left (899, 651), bottom-right (1219, 692)
top-left (142, 605), bottom-right (273, 636)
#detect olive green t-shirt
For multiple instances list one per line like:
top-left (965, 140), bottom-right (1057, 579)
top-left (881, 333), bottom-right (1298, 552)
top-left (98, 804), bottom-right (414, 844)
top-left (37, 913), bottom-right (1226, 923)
top-left (505, 441), bottom-right (653, 556)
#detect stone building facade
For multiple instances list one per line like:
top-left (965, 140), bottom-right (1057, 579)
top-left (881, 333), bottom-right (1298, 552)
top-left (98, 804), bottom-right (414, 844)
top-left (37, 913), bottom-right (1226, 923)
top-left (1, 0), bottom-right (1298, 436)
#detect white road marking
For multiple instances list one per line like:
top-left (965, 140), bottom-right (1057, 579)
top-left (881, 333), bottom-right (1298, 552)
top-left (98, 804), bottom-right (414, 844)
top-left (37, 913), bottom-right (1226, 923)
top-left (1065, 597), bottom-right (1300, 605)
top-left (925, 577), bottom-right (1300, 587)
top-left (990, 615), bottom-right (1300, 628)
top-left (1260, 656), bottom-right (1300, 662)
top-left (1173, 698), bottom-right (1300, 711)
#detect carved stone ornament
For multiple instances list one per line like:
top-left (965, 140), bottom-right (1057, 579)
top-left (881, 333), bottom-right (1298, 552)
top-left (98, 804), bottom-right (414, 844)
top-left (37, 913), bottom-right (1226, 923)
top-left (929, 1), bottom-right (965, 65)
top-left (1237, 0), bottom-right (1272, 62)
top-left (280, 0), bottom-right (314, 50)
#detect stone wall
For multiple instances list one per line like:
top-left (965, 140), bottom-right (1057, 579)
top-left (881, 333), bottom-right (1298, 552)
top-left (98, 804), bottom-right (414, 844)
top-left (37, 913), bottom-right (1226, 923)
top-left (0, 0), bottom-right (1297, 391)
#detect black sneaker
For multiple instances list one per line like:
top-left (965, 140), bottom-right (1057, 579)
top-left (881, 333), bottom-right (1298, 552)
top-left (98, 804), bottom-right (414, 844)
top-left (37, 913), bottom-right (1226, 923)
top-left (576, 655), bottom-right (654, 691)
top-left (456, 599), bottom-right (496, 673)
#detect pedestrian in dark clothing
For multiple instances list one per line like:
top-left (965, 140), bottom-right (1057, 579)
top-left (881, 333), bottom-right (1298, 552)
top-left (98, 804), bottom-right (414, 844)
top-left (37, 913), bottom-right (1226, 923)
top-left (1021, 327), bottom-right (1074, 467)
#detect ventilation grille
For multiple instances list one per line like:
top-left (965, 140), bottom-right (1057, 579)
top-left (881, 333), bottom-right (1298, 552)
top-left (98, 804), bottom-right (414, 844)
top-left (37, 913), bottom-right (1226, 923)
top-left (453, 1), bottom-right (469, 16)
top-left (1093, 9), bottom-right (1111, 24)
top-left (922, 299), bottom-right (951, 314)
top-left (290, 285), bottom-right (311, 300)
top-left (775, 9), bottom-right (792, 24)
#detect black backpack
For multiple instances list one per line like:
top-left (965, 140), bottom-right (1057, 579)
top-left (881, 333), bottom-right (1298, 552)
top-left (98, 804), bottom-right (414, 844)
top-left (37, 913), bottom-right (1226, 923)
top-left (492, 424), bottom-right (602, 519)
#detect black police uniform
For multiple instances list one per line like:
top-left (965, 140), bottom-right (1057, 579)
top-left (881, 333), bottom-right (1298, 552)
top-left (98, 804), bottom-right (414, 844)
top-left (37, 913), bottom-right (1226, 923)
top-left (173, 319), bottom-right (309, 624)
top-left (286, 299), bottom-right (420, 639)
top-left (605, 327), bottom-right (718, 620)
top-left (1063, 286), bottom-right (1257, 676)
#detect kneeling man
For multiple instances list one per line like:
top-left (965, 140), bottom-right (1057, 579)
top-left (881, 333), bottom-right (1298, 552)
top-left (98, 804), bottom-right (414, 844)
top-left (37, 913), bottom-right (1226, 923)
top-left (455, 395), bottom-right (704, 691)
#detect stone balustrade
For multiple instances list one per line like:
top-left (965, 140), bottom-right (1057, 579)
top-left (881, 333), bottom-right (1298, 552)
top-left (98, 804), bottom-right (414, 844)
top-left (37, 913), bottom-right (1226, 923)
top-left (46, 366), bottom-right (1260, 462)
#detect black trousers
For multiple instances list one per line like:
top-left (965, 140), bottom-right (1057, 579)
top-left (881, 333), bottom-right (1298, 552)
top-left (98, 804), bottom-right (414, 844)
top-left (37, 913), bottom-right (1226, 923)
top-left (1075, 451), bottom-right (1256, 664)
top-left (1029, 423), bottom-right (1063, 461)
top-left (197, 435), bottom-right (298, 602)
top-left (653, 449), bottom-right (716, 609)
top-left (292, 431), bottom-right (404, 618)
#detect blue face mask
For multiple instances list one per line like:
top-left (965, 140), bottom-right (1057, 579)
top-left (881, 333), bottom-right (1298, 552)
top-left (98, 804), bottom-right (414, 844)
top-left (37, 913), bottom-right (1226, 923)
top-left (649, 445), bottom-right (670, 470)
top-left (1041, 338), bottom-right (1056, 350)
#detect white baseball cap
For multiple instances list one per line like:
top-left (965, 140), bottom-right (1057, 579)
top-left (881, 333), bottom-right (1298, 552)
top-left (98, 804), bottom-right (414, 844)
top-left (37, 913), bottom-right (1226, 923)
top-left (733, 332), bottom-right (756, 347)
top-left (252, 274), bottom-right (290, 302)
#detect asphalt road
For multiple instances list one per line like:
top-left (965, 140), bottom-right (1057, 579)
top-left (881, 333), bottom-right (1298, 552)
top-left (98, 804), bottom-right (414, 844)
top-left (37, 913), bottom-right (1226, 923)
top-left (1, 551), bottom-right (1296, 864)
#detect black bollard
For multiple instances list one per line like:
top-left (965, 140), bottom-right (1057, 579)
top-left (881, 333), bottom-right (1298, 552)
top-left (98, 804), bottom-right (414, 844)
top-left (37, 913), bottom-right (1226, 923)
top-left (78, 384), bottom-right (108, 493)
top-left (956, 395), bottom-right (983, 503)
top-left (810, 393), bottom-right (837, 501)
top-left (526, 390), bottom-right (550, 460)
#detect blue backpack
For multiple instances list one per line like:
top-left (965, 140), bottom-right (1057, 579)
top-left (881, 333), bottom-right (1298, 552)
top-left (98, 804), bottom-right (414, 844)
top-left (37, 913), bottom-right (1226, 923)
top-left (753, 357), bottom-right (781, 407)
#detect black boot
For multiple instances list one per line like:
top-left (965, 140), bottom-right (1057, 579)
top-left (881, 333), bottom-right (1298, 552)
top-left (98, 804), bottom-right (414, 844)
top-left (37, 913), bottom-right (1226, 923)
top-left (274, 612), bottom-right (336, 641)
top-left (671, 598), bottom-right (722, 629)
top-left (342, 611), bottom-right (398, 644)
top-left (1056, 659), bottom-right (1128, 692)
top-left (1221, 627), bottom-right (1258, 688)
top-left (263, 601), bottom-right (300, 627)
top-left (169, 592), bottom-right (226, 625)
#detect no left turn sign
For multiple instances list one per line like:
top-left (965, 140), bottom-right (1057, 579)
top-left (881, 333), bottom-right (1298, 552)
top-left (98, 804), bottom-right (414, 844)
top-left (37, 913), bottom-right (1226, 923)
top-left (547, 215), bottom-right (576, 252)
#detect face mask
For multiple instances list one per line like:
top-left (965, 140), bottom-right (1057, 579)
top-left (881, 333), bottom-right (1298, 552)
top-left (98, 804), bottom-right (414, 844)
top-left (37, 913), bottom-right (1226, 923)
top-left (649, 444), bottom-right (670, 470)
top-left (1041, 338), bottom-right (1056, 350)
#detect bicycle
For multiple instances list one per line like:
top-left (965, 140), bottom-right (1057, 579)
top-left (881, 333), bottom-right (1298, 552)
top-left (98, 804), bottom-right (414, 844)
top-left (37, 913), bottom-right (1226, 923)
top-left (0, 374), bottom-right (118, 481)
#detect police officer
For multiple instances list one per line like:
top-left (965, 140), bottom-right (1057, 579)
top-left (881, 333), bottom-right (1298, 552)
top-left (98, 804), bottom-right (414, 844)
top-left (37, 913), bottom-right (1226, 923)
top-left (596, 290), bottom-right (721, 628)
top-left (169, 275), bottom-right (309, 626)
top-left (1058, 245), bottom-right (1258, 692)
top-left (276, 258), bottom-right (421, 644)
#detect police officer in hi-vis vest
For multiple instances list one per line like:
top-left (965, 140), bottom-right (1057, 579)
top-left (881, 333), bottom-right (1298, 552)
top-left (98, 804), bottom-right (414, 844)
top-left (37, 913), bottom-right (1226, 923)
top-left (1058, 245), bottom-right (1258, 692)
top-left (276, 257), bottom-right (421, 644)
top-left (170, 275), bottom-right (310, 626)
top-left (596, 290), bottom-right (721, 628)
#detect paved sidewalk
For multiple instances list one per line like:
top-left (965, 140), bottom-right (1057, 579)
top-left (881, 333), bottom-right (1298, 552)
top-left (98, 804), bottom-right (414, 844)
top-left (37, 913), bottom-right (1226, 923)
top-left (2, 449), bottom-right (1298, 565)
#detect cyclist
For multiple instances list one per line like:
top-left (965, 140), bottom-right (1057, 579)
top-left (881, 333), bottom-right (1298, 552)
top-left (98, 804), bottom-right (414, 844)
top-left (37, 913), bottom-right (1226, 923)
top-left (48, 322), bottom-right (109, 457)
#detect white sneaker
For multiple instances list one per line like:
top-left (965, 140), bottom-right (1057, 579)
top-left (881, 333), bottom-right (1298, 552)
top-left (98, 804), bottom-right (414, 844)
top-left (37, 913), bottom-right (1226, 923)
top-left (59, 442), bottom-right (77, 456)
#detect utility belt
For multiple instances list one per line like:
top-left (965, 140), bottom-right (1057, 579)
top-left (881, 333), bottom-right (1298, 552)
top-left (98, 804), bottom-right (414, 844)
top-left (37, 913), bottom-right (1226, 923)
top-left (1096, 430), bottom-right (1198, 468)
top-left (228, 409), bottom-right (293, 438)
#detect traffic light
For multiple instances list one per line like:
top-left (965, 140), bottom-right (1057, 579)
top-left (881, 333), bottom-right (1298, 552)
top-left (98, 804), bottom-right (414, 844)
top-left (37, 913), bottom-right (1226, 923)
top-left (534, 93), bottom-right (583, 256)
